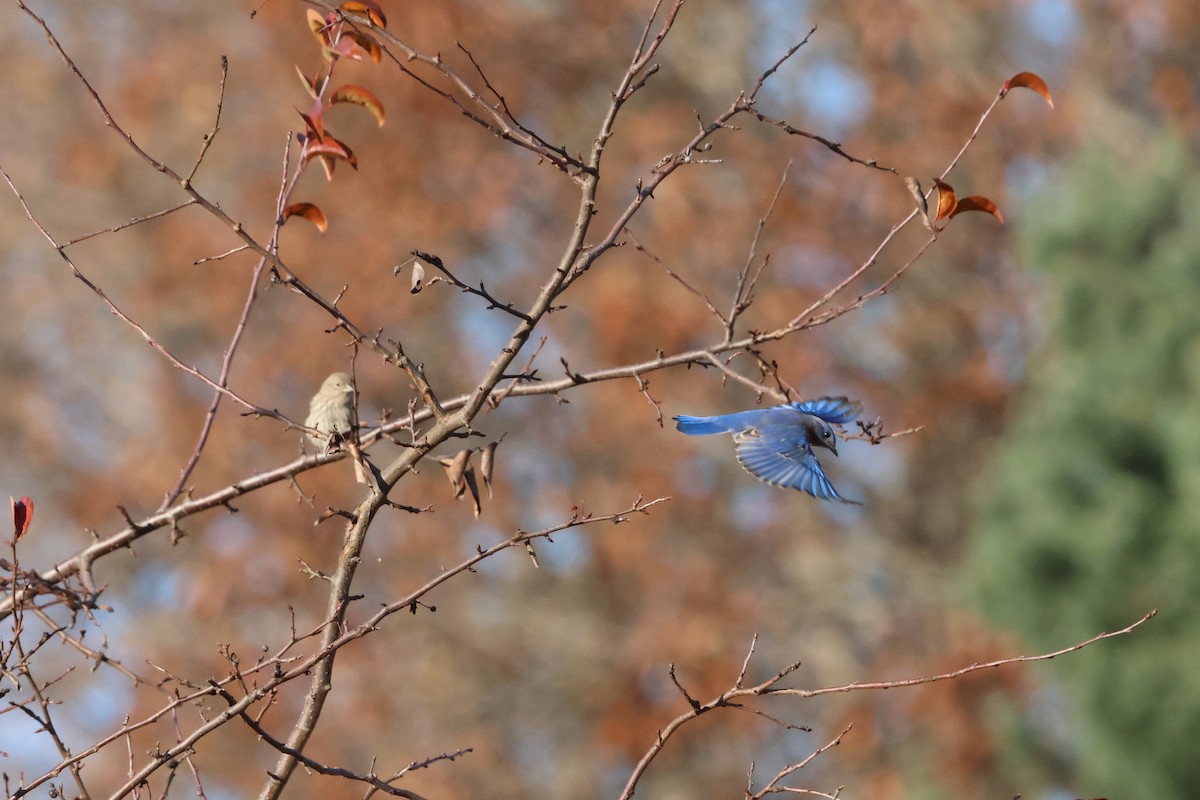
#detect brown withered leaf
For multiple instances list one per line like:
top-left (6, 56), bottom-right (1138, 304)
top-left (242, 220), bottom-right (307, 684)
top-left (340, 0), bottom-right (387, 28)
top-left (480, 441), bottom-right (498, 498)
top-left (282, 203), bottom-right (329, 233)
top-left (330, 85), bottom-right (386, 127)
top-left (461, 463), bottom-right (483, 518)
top-left (442, 451), bottom-right (471, 497)
top-left (932, 178), bottom-right (957, 222)
top-left (437, 451), bottom-right (483, 516)
top-left (1003, 71), bottom-right (1054, 108)
top-left (11, 496), bottom-right (33, 543)
top-left (951, 195), bottom-right (1004, 224)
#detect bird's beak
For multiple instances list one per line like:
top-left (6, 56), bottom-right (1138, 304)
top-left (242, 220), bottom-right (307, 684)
top-left (829, 439), bottom-right (838, 456)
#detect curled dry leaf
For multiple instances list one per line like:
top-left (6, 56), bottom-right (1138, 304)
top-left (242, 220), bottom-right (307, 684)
top-left (480, 441), bottom-right (498, 498)
top-left (330, 85), bottom-right (386, 127)
top-left (443, 450), bottom-right (471, 497)
top-left (933, 178), bottom-right (957, 222)
top-left (951, 195), bottom-right (1004, 224)
top-left (340, 0), bottom-right (388, 28)
top-left (438, 451), bottom-right (483, 516)
top-left (282, 203), bottom-right (329, 233)
top-left (1003, 71), bottom-right (1054, 108)
top-left (11, 496), bottom-right (33, 542)
top-left (410, 261), bottom-right (426, 294)
top-left (461, 463), bottom-right (483, 518)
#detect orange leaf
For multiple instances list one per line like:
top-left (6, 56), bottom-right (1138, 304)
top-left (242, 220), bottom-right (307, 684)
top-left (11, 496), bottom-right (33, 542)
top-left (933, 178), bottom-right (957, 222)
top-left (1003, 71), bottom-right (1054, 108)
top-left (950, 195), bottom-right (1004, 224)
top-left (282, 202), bottom-right (329, 233)
top-left (330, 85), bottom-right (386, 127)
top-left (345, 30), bottom-right (382, 64)
top-left (306, 9), bottom-right (331, 45)
top-left (340, 0), bottom-right (387, 27)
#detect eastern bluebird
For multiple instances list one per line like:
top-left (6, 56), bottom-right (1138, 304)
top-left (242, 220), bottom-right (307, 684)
top-left (674, 396), bottom-right (863, 504)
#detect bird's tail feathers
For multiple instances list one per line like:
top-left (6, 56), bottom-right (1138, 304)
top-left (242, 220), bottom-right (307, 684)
top-left (673, 414), bottom-right (742, 436)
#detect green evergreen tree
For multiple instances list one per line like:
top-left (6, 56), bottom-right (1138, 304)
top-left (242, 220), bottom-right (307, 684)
top-left (969, 135), bottom-right (1200, 799)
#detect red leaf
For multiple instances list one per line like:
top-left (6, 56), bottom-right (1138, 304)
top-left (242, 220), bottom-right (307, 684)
top-left (297, 109), bottom-right (324, 140)
top-left (1003, 71), bottom-right (1054, 108)
top-left (933, 178), bottom-right (957, 222)
top-left (951, 195), bottom-right (1004, 224)
top-left (330, 85), bottom-right (386, 127)
top-left (282, 202), bottom-right (329, 233)
top-left (340, 0), bottom-right (387, 28)
top-left (328, 37), bottom-right (366, 62)
top-left (11, 496), bottom-right (33, 542)
top-left (303, 134), bottom-right (358, 170)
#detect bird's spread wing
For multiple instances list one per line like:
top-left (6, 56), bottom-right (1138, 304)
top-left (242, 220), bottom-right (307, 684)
top-left (789, 397), bottom-right (863, 425)
top-left (734, 432), bottom-right (861, 504)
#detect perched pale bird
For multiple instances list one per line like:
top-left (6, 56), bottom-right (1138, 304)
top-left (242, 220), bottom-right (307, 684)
top-left (674, 396), bottom-right (863, 504)
top-left (305, 372), bottom-right (355, 450)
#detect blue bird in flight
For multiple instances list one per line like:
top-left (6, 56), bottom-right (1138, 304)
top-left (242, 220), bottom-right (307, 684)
top-left (674, 396), bottom-right (863, 504)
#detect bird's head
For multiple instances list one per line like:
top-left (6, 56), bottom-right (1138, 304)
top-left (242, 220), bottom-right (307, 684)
top-left (322, 372), bottom-right (355, 398)
top-left (807, 418), bottom-right (839, 455)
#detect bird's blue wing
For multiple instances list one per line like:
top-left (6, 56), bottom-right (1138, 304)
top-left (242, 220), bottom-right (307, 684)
top-left (734, 434), bottom-right (861, 504)
top-left (788, 396), bottom-right (863, 425)
top-left (674, 409), bottom-right (770, 436)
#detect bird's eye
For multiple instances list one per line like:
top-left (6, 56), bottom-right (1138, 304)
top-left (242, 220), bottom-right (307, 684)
top-left (823, 430), bottom-right (832, 439)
